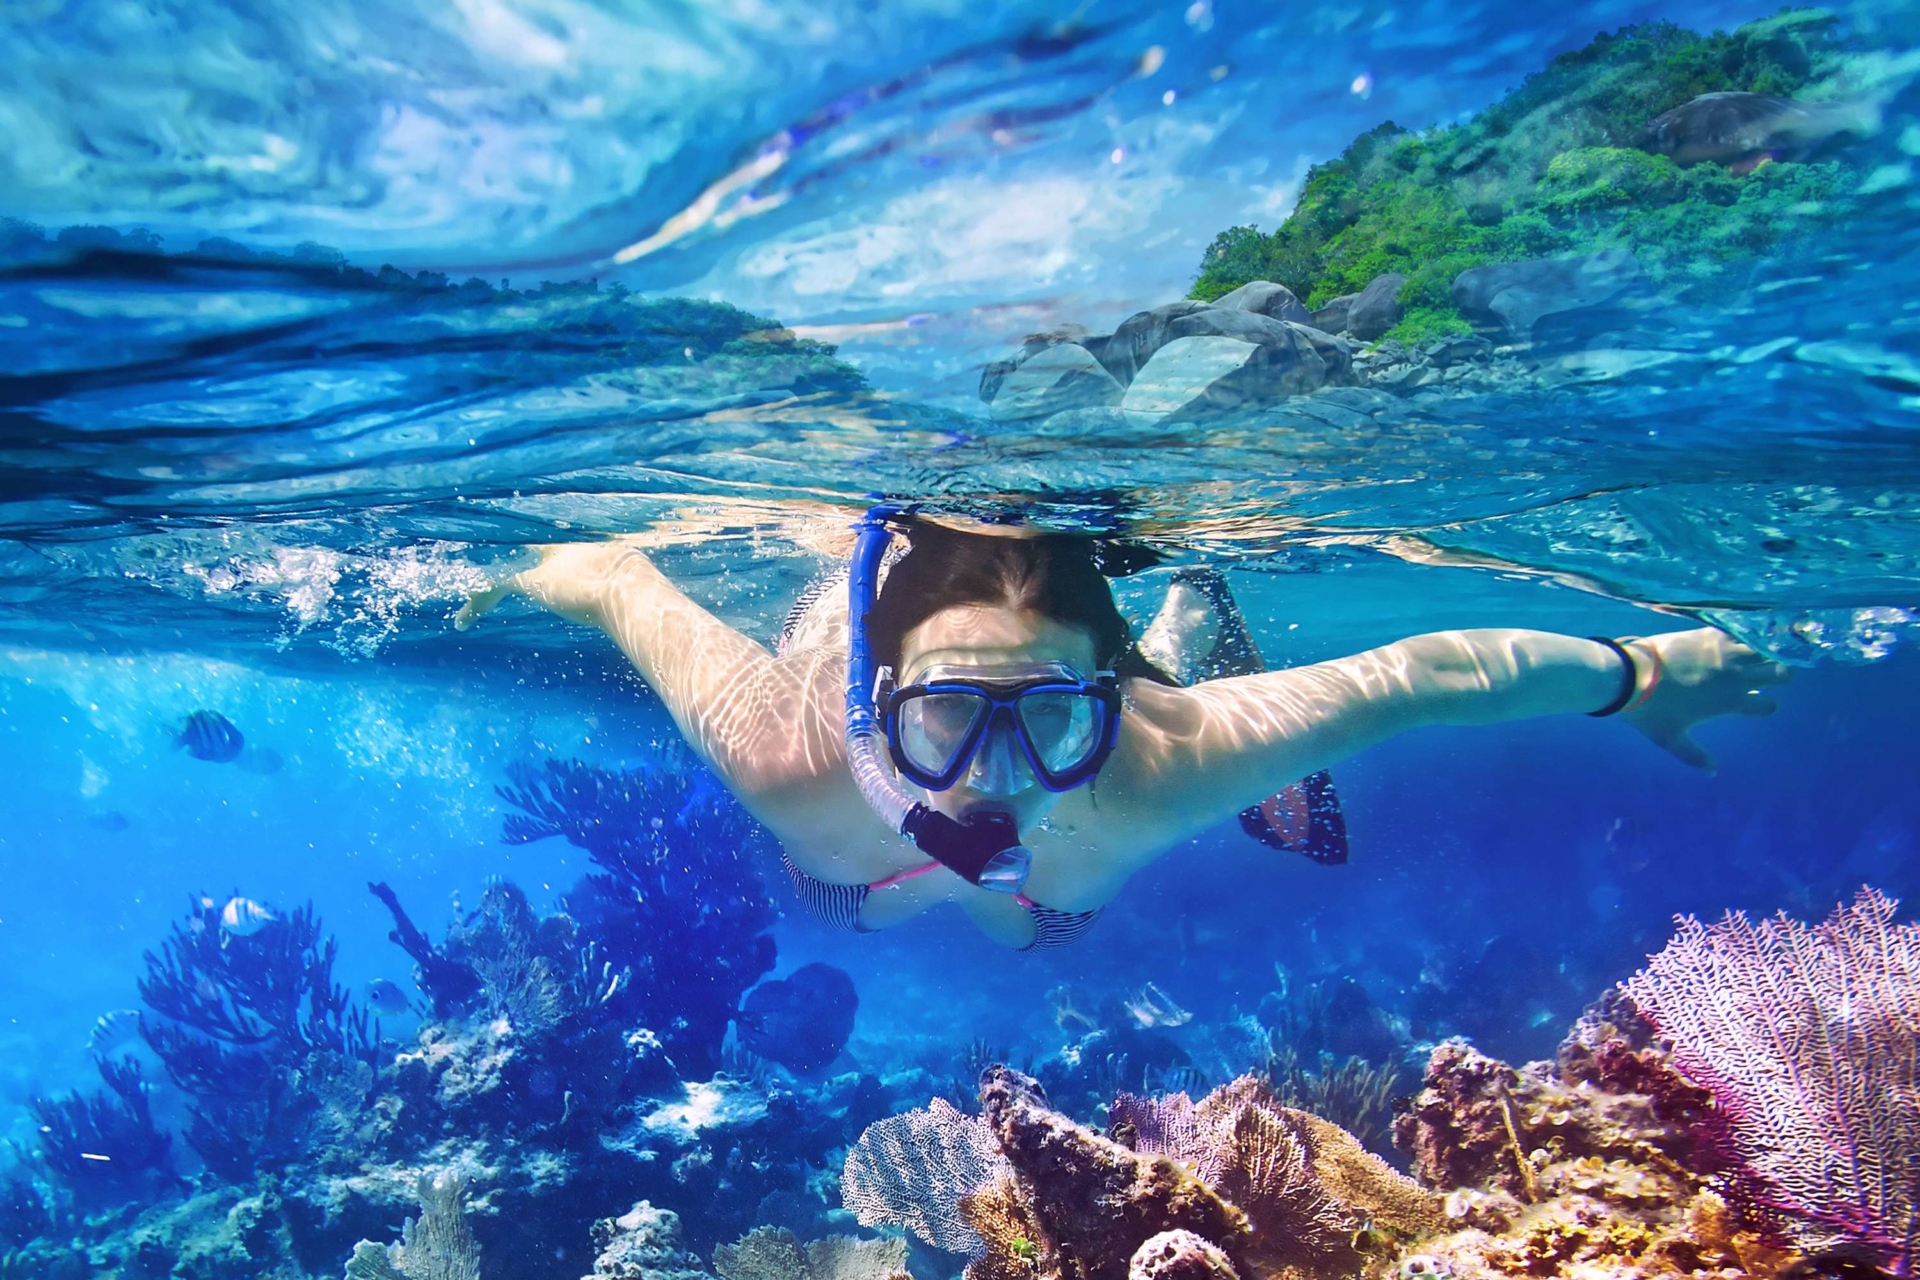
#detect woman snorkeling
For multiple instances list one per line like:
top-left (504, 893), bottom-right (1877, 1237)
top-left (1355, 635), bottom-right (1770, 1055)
top-left (457, 511), bottom-right (1789, 951)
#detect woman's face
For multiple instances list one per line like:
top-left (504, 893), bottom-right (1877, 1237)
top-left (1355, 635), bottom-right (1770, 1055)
top-left (897, 603), bottom-right (1101, 831)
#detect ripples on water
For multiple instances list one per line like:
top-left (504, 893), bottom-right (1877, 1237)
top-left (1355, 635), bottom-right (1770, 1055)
top-left (2, 0), bottom-right (1919, 669)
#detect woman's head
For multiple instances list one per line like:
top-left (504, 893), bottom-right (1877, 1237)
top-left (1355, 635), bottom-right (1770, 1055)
top-left (864, 519), bottom-right (1141, 826)
top-left (864, 519), bottom-right (1132, 677)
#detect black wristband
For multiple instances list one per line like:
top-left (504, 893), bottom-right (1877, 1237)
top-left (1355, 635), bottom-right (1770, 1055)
top-left (1587, 636), bottom-right (1639, 717)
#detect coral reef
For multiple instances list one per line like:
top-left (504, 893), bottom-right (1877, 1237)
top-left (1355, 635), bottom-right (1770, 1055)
top-left (1624, 888), bottom-right (1920, 1272)
top-left (498, 756), bottom-right (779, 1073)
top-left (1385, 1030), bottom-right (1802, 1280)
top-left (846, 1067), bottom-right (1435, 1280)
top-left (137, 894), bottom-right (381, 1179)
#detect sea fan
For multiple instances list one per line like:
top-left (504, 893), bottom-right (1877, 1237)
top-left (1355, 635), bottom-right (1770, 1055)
top-left (1624, 887), bottom-right (1920, 1272)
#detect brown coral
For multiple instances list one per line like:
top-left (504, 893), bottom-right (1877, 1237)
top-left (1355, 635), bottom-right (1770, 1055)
top-left (1115, 1074), bottom-right (1439, 1274)
top-left (977, 1067), bottom-right (1250, 1280)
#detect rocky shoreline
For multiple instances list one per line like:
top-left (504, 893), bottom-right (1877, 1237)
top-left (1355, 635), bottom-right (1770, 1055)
top-left (978, 247), bottom-right (1659, 429)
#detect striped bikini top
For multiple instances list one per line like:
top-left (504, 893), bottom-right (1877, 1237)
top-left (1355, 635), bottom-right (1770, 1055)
top-left (778, 851), bottom-right (1102, 952)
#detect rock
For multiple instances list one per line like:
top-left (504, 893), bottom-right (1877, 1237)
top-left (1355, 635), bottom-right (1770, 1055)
top-left (988, 342), bottom-right (1125, 422)
top-left (1309, 293), bottom-right (1357, 335)
top-left (1638, 91), bottom-right (1830, 168)
top-left (978, 326), bottom-right (1107, 401)
top-left (1426, 335), bottom-right (1493, 368)
top-left (1099, 300), bottom-right (1213, 385)
top-left (640, 1077), bottom-right (770, 1144)
top-left (585, 1202), bottom-right (713, 1280)
top-left (1120, 325), bottom-right (1351, 425)
top-left (1451, 250), bottom-right (1646, 342)
top-left (1213, 280), bottom-right (1312, 326)
top-left (1130, 1230), bottom-right (1242, 1280)
top-left (979, 325), bottom-right (1111, 402)
top-left (1346, 273), bottom-right (1407, 341)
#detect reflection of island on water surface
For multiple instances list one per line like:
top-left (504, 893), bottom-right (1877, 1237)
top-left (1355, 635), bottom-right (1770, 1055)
top-left (981, 11), bottom-right (1889, 426)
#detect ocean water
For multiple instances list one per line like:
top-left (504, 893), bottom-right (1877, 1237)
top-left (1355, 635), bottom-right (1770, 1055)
top-left (4, 0), bottom-right (1920, 1274)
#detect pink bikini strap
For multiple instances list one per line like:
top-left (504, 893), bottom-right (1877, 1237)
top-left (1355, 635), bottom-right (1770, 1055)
top-left (1014, 893), bottom-right (1036, 908)
top-left (868, 860), bottom-right (943, 893)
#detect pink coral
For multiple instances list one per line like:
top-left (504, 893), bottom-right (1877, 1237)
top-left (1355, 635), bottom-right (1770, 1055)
top-left (1624, 887), bottom-right (1920, 1273)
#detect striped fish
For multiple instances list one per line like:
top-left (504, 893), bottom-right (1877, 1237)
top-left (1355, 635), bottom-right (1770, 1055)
top-left (177, 710), bottom-right (244, 763)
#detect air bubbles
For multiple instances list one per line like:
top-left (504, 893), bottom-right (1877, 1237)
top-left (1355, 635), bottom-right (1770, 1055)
top-left (1110, 147), bottom-right (1126, 165)
top-left (1351, 73), bottom-right (1373, 97)
top-left (1209, 65), bottom-right (1230, 82)
top-left (1137, 46), bottom-right (1165, 77)
top-left (1184, 0), bottom-right (1213, 31)
top-left (1162, 89), bottom-right (1177, 106)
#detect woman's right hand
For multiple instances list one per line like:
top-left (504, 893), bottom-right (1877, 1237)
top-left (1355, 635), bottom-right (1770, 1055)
top-left (454, 540), bottom-right (650, 631)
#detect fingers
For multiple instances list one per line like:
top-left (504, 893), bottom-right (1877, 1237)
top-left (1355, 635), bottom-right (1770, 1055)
top-left (454, 582), bottom-right (510, 632)
top-left (1660, 731), bottom-right (1717, 774)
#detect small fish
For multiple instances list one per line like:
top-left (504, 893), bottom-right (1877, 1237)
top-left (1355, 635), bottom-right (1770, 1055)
top-left (365, 978), bottom-right (412, 1017)
top-left (734, 963), bottom-right (858, 1074)
top-left (176, 710), bottom-right (245, 763)
top-left (219, 896), bottom-right (276, 936)
top-left (1122, 980), bottom-right (1193, 1029)
top-left (87, 1009), bottom-right (142, 1057)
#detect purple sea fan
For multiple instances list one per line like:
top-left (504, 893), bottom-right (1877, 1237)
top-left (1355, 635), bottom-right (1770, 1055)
top-left (1623, 886), bottom-right (1920, 1274)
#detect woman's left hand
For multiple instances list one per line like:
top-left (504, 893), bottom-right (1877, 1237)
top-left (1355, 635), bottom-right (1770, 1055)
top-left (1621, 628), bottom-right (1791, 772)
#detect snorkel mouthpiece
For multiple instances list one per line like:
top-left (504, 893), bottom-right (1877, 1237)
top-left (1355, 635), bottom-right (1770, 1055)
top-left (845, 505), bottom-right (1031, 894)
top-left (901, 807), bottom-right (1033, 892)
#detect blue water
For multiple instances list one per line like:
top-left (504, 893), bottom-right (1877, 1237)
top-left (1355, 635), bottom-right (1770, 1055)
top-left (4, 0), bottom-right (1920, 1269)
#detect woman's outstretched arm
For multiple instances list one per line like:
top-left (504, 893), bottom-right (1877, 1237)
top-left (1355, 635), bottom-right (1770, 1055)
top-left (455, 542), bottom-right (848, 809)
top-left (1106, 627), bottom-right (1788, 852)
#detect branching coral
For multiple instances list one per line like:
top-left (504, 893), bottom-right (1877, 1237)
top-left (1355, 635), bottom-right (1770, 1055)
top-left (1258, 1047), bottom-right (1402, 1153)
top-left (713, 1225), bottom-right (909, 1280)
top-left (1623, 887), bottom-right (1920, 1272)
top-left (497, 756), bottom-right (778, 1072)
top-left (368, 881), bottom-right (484, 1017)
top-left (345, 1172), bottom-right (482, 1280)
top-left (26, 1056), bottom-right (171, 1203)
top-left (136, 895), bottom-right (378, 1178)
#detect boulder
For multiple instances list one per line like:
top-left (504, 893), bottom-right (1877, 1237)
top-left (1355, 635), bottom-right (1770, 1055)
top-left (1308, 293), bottom-right (1357, 334)
top-left (1451, 250), bottom-right (1646, 342)
top-left (1098, 300), bottom-right (1213, 385)
top-left (1212, 280), bottom-right (1313, 326)
top-left (1120, 324), bottom-right (1351, 425)
top-left (979, 325), bottom-right (1110, 402)
top-left (1346, 273), bottom-right (1407, 341)
top-left (988, 342), bottom-right (1125, 421)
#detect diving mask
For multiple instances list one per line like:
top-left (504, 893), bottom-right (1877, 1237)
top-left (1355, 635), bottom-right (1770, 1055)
top-left (880, 661), bottom-right (1121, 794)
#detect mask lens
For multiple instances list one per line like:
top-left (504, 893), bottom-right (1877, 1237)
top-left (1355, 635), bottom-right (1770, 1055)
top-left (1015, 691), bottom-right (1103, 775)
top-left (897, 691), bottom-right (988, 777)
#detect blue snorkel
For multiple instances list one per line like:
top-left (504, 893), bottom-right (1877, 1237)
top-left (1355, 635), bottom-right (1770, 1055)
top-left (846, 507), bottom-right (1033, 894)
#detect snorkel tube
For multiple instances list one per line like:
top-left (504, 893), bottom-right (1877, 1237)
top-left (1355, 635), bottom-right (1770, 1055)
top-left (846, 507), bottom-right (1032, 893)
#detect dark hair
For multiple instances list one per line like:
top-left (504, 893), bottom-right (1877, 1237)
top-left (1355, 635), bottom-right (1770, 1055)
top-left (864, 519), bottom-right (1172, 681)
